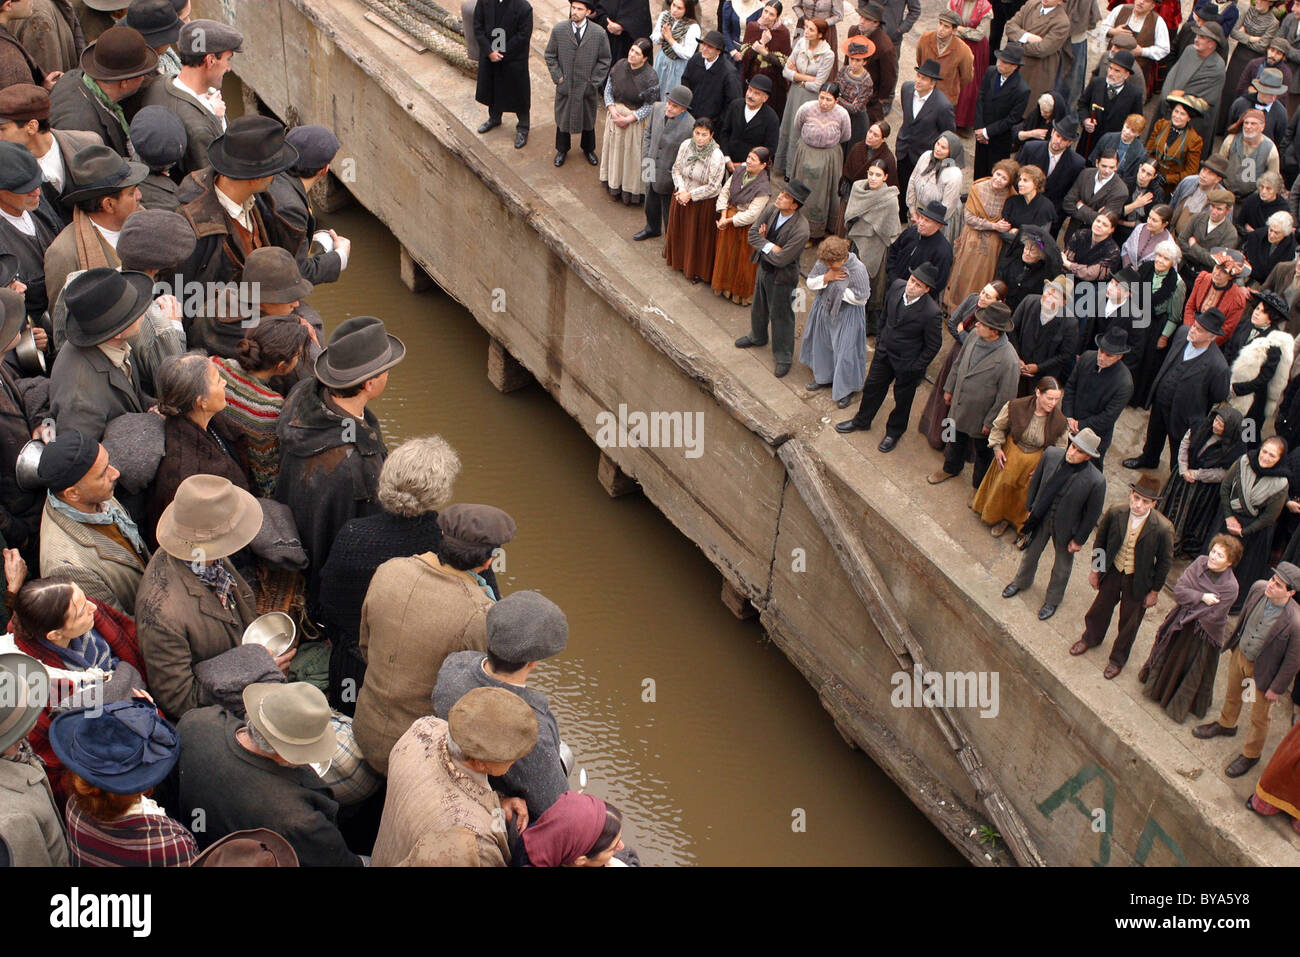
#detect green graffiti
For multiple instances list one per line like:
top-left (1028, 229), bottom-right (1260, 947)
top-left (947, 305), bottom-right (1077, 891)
top-left (1133, 817), bottom-right (1188, 867)
top-left (1037, 763), bottom-right (1114, 867)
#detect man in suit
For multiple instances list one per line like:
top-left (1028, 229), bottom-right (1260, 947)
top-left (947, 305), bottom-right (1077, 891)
top-left (1063, 326), bottom-right (1135, 464)
top-left (473, 0), bottom-right (532, 149)
top-left (1015, 116), bottom-right (1085, 230)
top-left (1063, 148), bottom-right (1129, 241)
top-left (1124, 306), bottom-right (1230, 470)
top-left (1003, 0), bottom-right (1071, 109)
top-left (735, 179), bottom-right (810, 378)
top-left (544, 0), bottom-right (611, 167)
top-left (1090, 32), bottom-right (1147, 96)
top-left (834, 262), bottom-right (942, 453)
top-left (717, 74), bottom-right (779, 168)
top-left (1156, 21), bottom-right (1226, 145)
top-left (1073, 474), bottom-right (1174, 677)
top-left (681, 29), bottom-right (741, 126)
top-left (1009, 277), bottom-right (1079, 395)
top-left (48, 267), bottom-right (153, 441)
top-left (1195, 562), bottom-right (1300, 778)
top-left (1003, 427), bottom-right (1108, 620)
top-left (1077, 50), bottom-right (1143, 158)
top-left (894, 58), bottom-right (954, 219)
top-left (1176, 189), bottom-right (1238, 277)
top-left (49, 25), bottom-right (156, 158)
top-left (591, 0), bottom-right (651, 64)
top-left (974, 43), bottom-right (1030, 179)
top-left (634, 84), bottom-right (693, 239)
top-left (0, 83), bottom-right (99, 230)
top-left (885, 198), bottom-right (952, 299)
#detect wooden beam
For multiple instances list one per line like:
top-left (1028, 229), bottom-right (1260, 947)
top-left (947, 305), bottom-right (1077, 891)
top-left (486, 337), bottom-right (533, 393)
top-left (398, 244), bottom-right (433, 293)
top-left (597, 452), bottom-right (638, 498)
top-left (720, 578), bottom-right (758, 619)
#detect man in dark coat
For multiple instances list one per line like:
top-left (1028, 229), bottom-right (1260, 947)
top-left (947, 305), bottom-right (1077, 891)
top-left (264, 125), bottom-right (350, 287)
top-left (1194, 562), bottom-right (1300, 778)
top-left (0, 287), bottom-right (41, 565)
top-left (717, 73), bottom-right (778, 166)
top-left (1073, 474), bottom-right (1174, 677)
top-left (885, 198), bottom-right (952, 300)
top-left (1009, 280), bottom-right (1079, 395)
top-left (0, 83), bottom-right (101, 230)
top-left (543, 0), bottom-right (611, 167)
top-left (276, 315), bottom-right (404, 614)
top-left (1015, 116), bottom-right (1085, 230)
top-left (835, 262), bottom-right (942, 453)
top-left (894, 59), bottom-right (954, 218)
top-left (1062, 148), bottom-right (1128, 242)
top-left (1124, 307), bottom-right (1230, 470)
top-left (1063, 325), bottom-right (1134, 463)
top-left (0, 139), bottom-right (60, 323)
top-left (634, 84), bottom-right (693, 239)
top-left (681, 30), bottom-right (742, 125)
top-left (1003, 427), bottom-right (1108, 620)
top-left (735, 179), bottom-right (809, 377)
top-left (973, 43), bottom-right (1030, 179)
top-left (592, 0), bottom-right (651, 65)
top-left (49, 25), bottom-right (156, 158)
top-left (1076, 50), bottom-right (1143, 158)
top-left (474, 0), bottom-right (532, 149)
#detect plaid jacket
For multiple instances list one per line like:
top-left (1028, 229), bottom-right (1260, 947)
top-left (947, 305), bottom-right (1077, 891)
top-left (65, 797), bottom-right (197, 867)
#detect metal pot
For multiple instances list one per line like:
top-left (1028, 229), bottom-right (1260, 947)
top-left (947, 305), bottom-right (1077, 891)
top-left (241, 611), bottom-right (298, 657)
top-left (13, 325), bottom-right (45, 376)
top-left (14, 438), bottom-right (44, 491)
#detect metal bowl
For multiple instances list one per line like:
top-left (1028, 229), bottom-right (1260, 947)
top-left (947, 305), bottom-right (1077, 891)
top-left (13, 326), bottom-right (45, 376)
top-left (241, 612), bottom-right (297, 657)
top-left (14, 438), bottom-right (44, 491)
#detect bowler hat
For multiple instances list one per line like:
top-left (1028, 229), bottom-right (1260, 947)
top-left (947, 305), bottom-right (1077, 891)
top-left (314, 315), bottom-right (406, 389)
top-left (49, 699), bottom-right (181, 795)
top-left (781, 178), bottom-right (811, 205)
top-left (36, 428), bottom-right (99, 491)
top-left (1201, 154), bottom-right (1229, 178)
top-left (1194, 307), bottom-right (1227, 337)
top-left (917, 59), bottom-right (943, 80)
top-left (1250, 287), bottom-right (1289, 324)
top-left (1070, 427), bottom-right (1102, 458)
top-left (916, 198), bottom-right (948, 224)
top-left (747, 74), bottom-right (773, 94)
top-left (1130, 474), bottom-right (1162, 500)
top-left (666, 84), bottom-right (693, 108)
top-left (910, 261), bottom-right (940, 289)
top-left (448, 687), bottom-right (538, 764)
top-left (700, 29), bottom-right (725, 51)
top-left (285, 125), bottom-right (341, 171)
top-left (1253, 68), bottom-right (1288, 97)
top-left (976, 302), bottom-right (1013, 333)
top-left (178, 19), bottom-right (243, 56)
top-left (1052, 115), bottom-right (1080, 140)
top-left (0, 140), bottom-right (42, 193)
top-left (0, 654), bottom-right (45, 754)
top-left (125, 0), bottom-right (182, 47)
top-left (0, 287), bottom-right (23, 354)
top-left (156, 473), bottom-right (263, 561)
top-left (0, 84), bottom-right (49, 125)
top-left (1166, 92), bottom-right (1209, 118)
top-left (64, 268), bottom-right (156, 347)
top-left (193, 829), bottom-right (299, 867)
top-left (130, 105), bottom-right (187, 171)
top-left (859, 2), bottom-right (885, 22)
top-left (1109, 49), bottom-right (1136, 73)
top-left (841, 35), bottom-right (876, 58)
top-left (1095, 326), bottom-right (1131, 355)
top-left (1271, 562), bottom-right (1300, 591)
top-left (1112, 266), bottom-right (1140, 285)
top-left (118, 208), bottom-right (196, 271)
top-left (61, 144), bottom-right (149, 205)
top-left (487, 590), bottom-right (569, 663)
top-left (994, 44), bottom-right (1023, 66)
top-left (1195, 22), bottom-right (1226, 44)
top-left (80, 26), bottom-right (160, 82)
top-left (243, 682), bottom-right (337, 766)
top-left (207, 115), bottom-right (299, 180)
top-left (242, 247), bottom-right (312, 304)
top-left (438, 503), bottom-right (517, 550)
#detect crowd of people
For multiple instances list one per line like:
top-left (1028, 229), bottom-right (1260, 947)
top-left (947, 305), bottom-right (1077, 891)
top-left (0, 0), bottom-right (632, 867)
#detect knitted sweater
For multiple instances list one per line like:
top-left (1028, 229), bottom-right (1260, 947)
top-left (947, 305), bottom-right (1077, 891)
top-left (212, 356), bottom-right (283, 498)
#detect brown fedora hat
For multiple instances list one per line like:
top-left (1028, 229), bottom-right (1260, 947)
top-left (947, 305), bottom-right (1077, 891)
top-left (81, 26), bottom-right (160, 82)
top-left (61, 144), bottom-right (149, 205)
top-left (314, 316), bottom-right (405, 389)
top-left (1130, 474), bottom-right (1162, 500)
top-left (155, 473), bottom-right (262, 561)
top-left (192, 828), bottom-right (299, 866)
top-left (242, 247), bottom-right (312, 304)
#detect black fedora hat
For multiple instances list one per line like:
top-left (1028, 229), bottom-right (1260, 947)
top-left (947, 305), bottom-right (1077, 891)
top-left (314, 316), bottom-right (406, 389)
top-left (917, 59), bottom-right (943, 80)
top-left (64, 268), bottom-right (156, 347)
top-left (1193, 307), bottom-right (1226, 338)
top-left (994, 44), bottom-right (1024, 66)
top-left (61, 144), bottom-right (149, 205)
top-left (207, 115), bottom-right (299, 180)
top-left (976, 302), bottom-right (1014, 332)
top-left (700, 29), bottom-right (725, 51)
top-left (1095, 326), bottom-right (1131, 355)
top-left (781, 178), bottom-right (811, 205)
top-left (910, 262), bottom-right (940, 289)
top-left (1110, 49), bottom-right (1136, 73)
top-left (1112, 266), bottom-right (1140, 285)
top-left (1052, 115), bottom-right (1080, 140)
top-left (748, 74), bottom-right (773, 94)
top-left (916, 198), bottom-right (948, 224)
top-left (80, 25), bottom-right (159, 82)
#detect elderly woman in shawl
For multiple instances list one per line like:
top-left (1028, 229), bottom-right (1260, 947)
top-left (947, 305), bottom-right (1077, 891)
top-left (1210, 434), bottom-right (1291, 612)
top-left (1139, 533), bottom-right (1242, 722)
top-left (905, 131), bottom-right (965, 249)
top-left (799, 236), bottom-right (870, 407)
top-left (842, 158), bottom-right (903, 335)
top-left (1160, 404), bottom-right (1245, 557)
top-left (945, 158), bottom-right (1018, 313)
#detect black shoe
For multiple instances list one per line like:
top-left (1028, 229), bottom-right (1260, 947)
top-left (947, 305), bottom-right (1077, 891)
top-left (477, 118), bottom-right (502, 134)
top-left (805, 381), bottom-right (831, 391)
top-left (514, 130), bottom-right (528, 149)
top-left (1038, 603), bottom-right (1057, 621)
top-left (774, 362), bottom-right (791, 377)
top-left (1001, 584), bottom-right (1020, 599)
top-left (1225, 755), bottom-right (1260, 778)
top-left (1192, 721), bottom-right (1237, 739)
top-left (632, 227), bottom-right (660, 241)
top-left (835, 420), bottom-right (867, 434)
top-left (877, 435), bottom-right (898, 453)
top-left (837, 394), bottom-right (853, 408)
top-left (554, 151), bottom-right (567, 167)
top-left (1122, 457), bottom-right (1155, 470)
top-left (584, 150), bottom-right (600, 166)
top-left (734, 335), bottom-right (765, 348)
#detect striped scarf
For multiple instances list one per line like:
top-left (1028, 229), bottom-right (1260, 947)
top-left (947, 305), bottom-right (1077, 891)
top-left (214, 357), bottom-right (283, 497)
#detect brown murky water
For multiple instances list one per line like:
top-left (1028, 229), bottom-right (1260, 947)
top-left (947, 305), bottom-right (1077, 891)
top-left (301, 202), bottom-right (960, 866)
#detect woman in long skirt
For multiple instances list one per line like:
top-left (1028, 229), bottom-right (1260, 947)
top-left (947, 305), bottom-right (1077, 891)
top-left (665, 118), bottom-right (728, 282)
top-left (600, 40), bottom-right (661, 205)
top-left (712, 147), bottom-right (771, 305)
top-left (652, 0), bottom-right (702, 97)
top-left (971, 377), bottom-right (1068, 536)
top-left (945, 158), bottom-right (1017, 313)
top-left (798, 236), bottom-right (869, 406)
top-left (790, 83), bottom-right (851, 239)
top-left (905, 131), bottom-right (965, 249)
top-left (950, 0), bottom-right (992, 128)
top-left (1208, 436), bottom-right (1290, 613)
top-left (774, 18), bottom-right (835, 171)
top-left (1138, 535), bottom-right (1242, 723)
top-left (842, 158), bottom-right (903, 335)
top-left (919, 280), bottom-right (1007, 449)
top-left (1248, 714), bottom-right (1300, 832)
top-left (1159, 405), bottom-right (1245, 557)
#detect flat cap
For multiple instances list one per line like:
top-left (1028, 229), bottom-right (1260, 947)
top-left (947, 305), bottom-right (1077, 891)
top-left (117, 208), bottom-right (196, 271)
top-left (130, 104), bottom-right (187, 170)
top-left (37, 429), bottom-right (99, 491)
top-left (285, 125), bottom-right (340, 171)
top-left (448, 687), bottom-right (538, 763)
top-left (1206, 188), bottom-right (1235, 205)
top-left (1109, 32), bottom-right (1137, 50)
top-left (0, 84), bottom-right (49, 125)
top-left (1272, 562), bottom-right (1300, 591)
top-left (438, 503), bottom-right (516, 550)
top-left (178, 19), bottom-right (243, 56)
top-left (938, 10), bottom-right (961, 25)
top-left (486, 590), bottom-right (568, 663)
top-left (0, 141), bottom-right (41, 193)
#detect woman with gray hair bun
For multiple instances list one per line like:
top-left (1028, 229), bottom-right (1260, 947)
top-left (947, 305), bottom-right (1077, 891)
top-left (1132, 239), bottom-right (1186, 405)
top-left (316, 435), bottom-right (471, 715)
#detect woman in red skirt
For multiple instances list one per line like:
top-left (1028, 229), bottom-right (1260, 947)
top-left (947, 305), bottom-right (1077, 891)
top-left (665, 117), bottom-right (729, 283)
top-left (950, 0), bottom-right (993, 128)
top-left (712, 147), bottom-right (772, 305)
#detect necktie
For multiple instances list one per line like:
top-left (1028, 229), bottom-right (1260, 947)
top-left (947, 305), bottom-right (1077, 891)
top-left (574, 24), bottom-right (580, 41)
